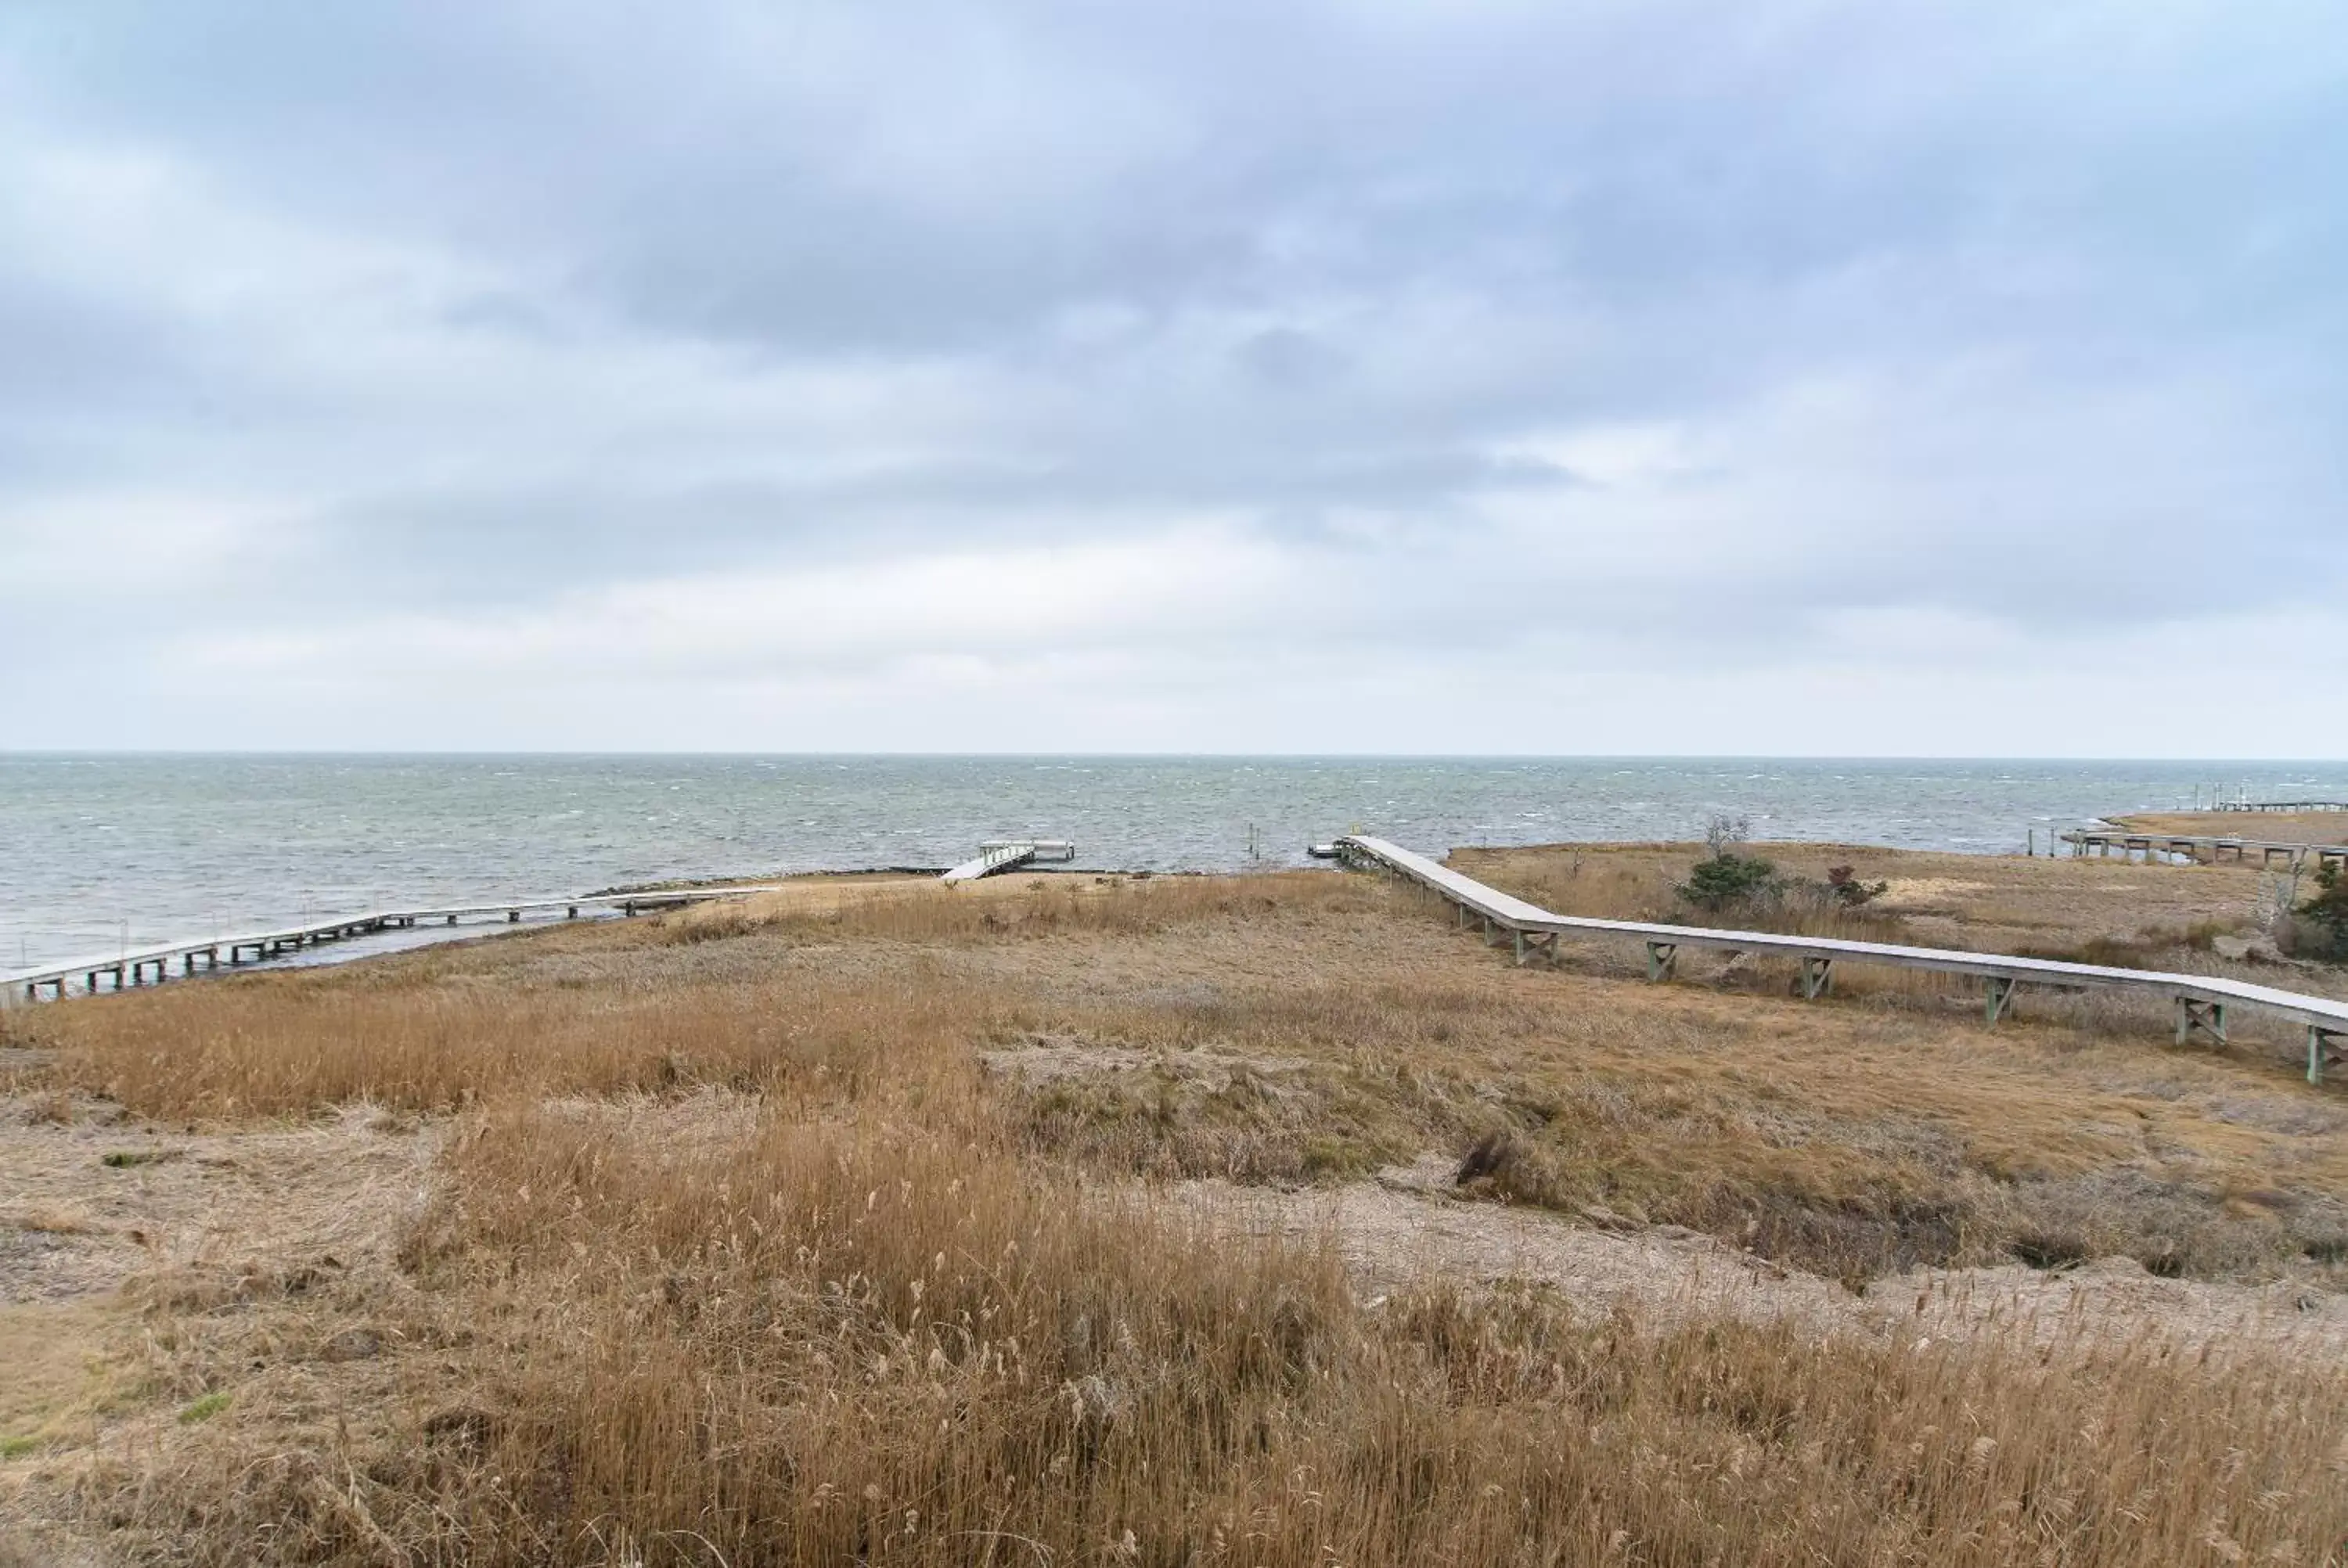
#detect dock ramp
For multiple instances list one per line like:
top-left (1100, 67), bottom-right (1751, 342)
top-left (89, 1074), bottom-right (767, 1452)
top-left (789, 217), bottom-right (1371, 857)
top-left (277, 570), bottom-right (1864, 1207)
top-left (941, 840), bottom-right (1076, 885)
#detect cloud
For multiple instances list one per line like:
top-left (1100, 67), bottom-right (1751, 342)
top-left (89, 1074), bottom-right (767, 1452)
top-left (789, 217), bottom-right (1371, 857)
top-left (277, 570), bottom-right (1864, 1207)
top-left (0, 0), bottom-right (2342, 753)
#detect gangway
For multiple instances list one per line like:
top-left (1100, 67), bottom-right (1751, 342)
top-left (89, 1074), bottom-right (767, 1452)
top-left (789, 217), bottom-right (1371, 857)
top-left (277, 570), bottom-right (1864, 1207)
top-left (940, 840), bottom-right (1076, 885)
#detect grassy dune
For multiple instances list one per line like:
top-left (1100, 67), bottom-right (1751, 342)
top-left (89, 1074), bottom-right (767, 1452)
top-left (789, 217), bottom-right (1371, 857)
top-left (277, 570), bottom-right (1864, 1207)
top-left (5, 858), bottom-right (2346, 1563)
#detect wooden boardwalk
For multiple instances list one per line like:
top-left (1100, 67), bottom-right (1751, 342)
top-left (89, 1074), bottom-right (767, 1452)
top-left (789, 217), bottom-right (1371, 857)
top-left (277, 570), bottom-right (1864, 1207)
top-left (1334, 835), bottom-right (2348, 1085)
top-left (2062, 827), bottom-right (2348, 870)
top-left (4, 883), bottom-right (802, 1004)
top-left (11, 834), bottom-right (1082, 1000)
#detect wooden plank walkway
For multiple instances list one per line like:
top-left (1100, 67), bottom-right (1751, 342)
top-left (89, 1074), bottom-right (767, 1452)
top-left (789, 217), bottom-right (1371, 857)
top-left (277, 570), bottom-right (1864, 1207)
top-left (1334, 835), bottom-right (2348, 1085)
top-left (2062, 828), bottom-right (2348, 869)
top-left (3, 883), bottom-right (804, 1004)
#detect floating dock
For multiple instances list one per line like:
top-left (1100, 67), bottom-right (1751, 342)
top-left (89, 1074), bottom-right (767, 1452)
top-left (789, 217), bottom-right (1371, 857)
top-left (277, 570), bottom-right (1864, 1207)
top-left (1333, 834), bottom-right (2348, 1085)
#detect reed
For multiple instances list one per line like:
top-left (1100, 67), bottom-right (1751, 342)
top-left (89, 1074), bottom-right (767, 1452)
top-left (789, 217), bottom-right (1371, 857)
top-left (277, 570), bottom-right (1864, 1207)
top-left (27, 863), bottom-right (2348, 1563)
top-left (108, 1095), bottom-right (2348, 1566)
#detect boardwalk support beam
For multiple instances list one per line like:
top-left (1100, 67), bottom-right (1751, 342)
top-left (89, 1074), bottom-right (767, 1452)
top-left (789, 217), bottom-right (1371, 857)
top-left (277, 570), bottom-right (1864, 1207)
top-left (2175, 997), bottom-right (2228, 1048)
top-left (1646, 941), bottom-right (1678, 983)
top-left (2313, 1027), bottom-right (2344, 1086)
top-left (1985, 976), bottom-right (2017, 1026)
top-left (1512, 930), bottom-right (1558, 968)
top-left (1800, 956), bottom-right (1834, 1000)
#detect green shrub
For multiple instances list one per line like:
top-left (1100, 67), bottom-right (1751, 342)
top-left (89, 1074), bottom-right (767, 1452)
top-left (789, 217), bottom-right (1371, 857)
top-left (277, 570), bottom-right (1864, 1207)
top-left (1677, 852), bottom-right (1781, 913)
top-left (2299, 864), bottom-right (2348, 959)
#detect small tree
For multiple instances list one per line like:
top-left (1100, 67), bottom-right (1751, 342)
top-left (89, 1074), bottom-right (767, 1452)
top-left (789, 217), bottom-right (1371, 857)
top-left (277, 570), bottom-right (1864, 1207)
top-left (1679, 853), bottom-right (1780, 912)
top-left (1679, 815), bottom-right (1778, 912)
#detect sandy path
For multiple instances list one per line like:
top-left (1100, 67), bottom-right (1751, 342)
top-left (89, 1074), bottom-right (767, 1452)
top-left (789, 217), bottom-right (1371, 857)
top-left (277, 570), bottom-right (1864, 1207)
top-left (1184, 1155), bottom-right (2348, 1355)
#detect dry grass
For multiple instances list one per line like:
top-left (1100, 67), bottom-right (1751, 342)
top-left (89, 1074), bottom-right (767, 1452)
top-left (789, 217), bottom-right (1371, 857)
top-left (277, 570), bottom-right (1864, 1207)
top-left (13, 876), bottom-right (1332, 1120)
top-left (77, 1091), bottom-right (2348, 1566)
top-left (9, 862), bottom-right (2348, 1563)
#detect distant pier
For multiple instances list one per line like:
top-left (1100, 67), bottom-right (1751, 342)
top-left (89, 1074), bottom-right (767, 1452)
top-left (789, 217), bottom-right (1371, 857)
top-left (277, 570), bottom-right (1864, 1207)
top-left (3, 885), bottom-right (798, 1003)
top-left (2061, 828), bottom-right (2348, 870)
top-left (11, 836), bottom-right (1082, 1003)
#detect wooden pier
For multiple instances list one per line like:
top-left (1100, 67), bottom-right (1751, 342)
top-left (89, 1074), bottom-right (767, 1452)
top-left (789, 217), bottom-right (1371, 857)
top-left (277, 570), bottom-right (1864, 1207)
top-left (941, 840), bottom-right (1076, 885)
top-left (2207, 800), bottom-right (2348, 814)
top-left (3, 883), bottom-right (802, 1005)
top-left (1334, 835), bottom-right (2348, 1086)
top-left (2061, 827), bottom-right (2348, 870)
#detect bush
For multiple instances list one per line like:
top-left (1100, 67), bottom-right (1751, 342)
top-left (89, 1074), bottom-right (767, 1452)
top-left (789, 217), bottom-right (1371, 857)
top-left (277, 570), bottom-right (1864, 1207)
top-left (2299, 864), bottom-right (2348, 960)
top-left (1825, 865), bottom-right (1889, 908)
top-left (1677, 852), bottom-right (1781, 913)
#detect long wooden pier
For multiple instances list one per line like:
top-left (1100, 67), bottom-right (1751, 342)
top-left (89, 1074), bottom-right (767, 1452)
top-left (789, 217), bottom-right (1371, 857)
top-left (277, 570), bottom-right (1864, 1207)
top-left (2061, 827), bottom-right (2348, 870)
top-left (2208, 800), bottom-right (2348, 814)
top-left (3, 883), bottom-right (803, 1005)
top-left (1334, 835), bottom-right (2348, 1085)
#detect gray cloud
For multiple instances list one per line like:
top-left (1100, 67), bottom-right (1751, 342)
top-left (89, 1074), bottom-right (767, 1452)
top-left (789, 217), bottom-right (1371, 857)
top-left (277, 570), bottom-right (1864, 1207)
top-left (0, 0), bottom-right (2342, 753)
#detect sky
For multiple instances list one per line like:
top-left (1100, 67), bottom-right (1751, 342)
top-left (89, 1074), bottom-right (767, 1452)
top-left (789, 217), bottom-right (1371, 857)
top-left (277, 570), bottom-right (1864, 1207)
top-left (2, 1), bottom-right (2343, 756)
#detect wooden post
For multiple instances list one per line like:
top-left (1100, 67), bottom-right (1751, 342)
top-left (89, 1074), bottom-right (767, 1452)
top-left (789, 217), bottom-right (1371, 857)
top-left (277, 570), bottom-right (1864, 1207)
top-left (1800, 956), bottom-right (1833, 1000)
top-left (1984, 976), bottom-right (2016, 1025)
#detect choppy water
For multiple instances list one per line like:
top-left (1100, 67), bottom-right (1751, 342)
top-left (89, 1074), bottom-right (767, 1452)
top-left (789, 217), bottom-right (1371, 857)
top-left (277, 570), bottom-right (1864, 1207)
top-left (5, 754), bottom-right (2343, 973)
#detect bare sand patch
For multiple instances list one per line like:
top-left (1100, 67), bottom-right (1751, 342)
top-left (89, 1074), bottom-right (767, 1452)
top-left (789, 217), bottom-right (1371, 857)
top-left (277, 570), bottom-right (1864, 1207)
top-left (1186, 1161), bottom-right (2348, 1354)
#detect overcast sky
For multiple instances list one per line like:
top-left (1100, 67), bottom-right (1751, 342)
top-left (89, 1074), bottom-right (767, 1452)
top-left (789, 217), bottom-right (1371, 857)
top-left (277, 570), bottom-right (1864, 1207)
top-left (2, 2), bottom-right (2342, 755)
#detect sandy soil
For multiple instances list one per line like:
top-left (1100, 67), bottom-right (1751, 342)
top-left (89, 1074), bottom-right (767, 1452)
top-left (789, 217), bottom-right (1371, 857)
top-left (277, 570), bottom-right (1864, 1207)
top-left (1187, 1155), bottom-right (2348, 1354)
top-left (0, 1077), bottom-right (438, 1538)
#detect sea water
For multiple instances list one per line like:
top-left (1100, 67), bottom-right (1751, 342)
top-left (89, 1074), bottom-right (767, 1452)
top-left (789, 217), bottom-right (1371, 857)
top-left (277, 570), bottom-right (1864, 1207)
top-left (4, 753), bottom-right (2343, 972)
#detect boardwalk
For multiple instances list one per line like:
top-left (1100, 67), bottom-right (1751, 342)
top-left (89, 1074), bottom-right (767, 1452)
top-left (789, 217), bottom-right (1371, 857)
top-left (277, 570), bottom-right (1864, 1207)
top-left (4, 883), bottom-right (799, 1004)
top-left (1334, 835), bottom-right (2348, 1085)
top-left (11, 836), bottom-right (1082, 1001)
top-left (2062, 827), bottom-right (2348, 870)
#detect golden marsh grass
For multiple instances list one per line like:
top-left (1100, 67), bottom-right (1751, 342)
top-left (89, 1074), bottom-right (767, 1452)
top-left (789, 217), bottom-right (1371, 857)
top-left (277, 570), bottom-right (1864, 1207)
top-left (5, 859), bottom-right (2346, 1563)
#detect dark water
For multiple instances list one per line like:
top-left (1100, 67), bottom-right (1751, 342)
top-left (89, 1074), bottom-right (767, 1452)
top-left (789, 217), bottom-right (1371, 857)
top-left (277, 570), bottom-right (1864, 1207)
top-left (5, 754), bottom-right (2343, 973)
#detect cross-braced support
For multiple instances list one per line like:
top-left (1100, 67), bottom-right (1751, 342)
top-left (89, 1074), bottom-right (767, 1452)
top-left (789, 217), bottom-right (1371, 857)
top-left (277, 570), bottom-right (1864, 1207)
top-left (1800, 956), bottom-right (1834, 1000)
top-left (1511, 930), bottom-right (1559, 968)
top-left (1983, 975), bottom-right (2017, 1025)
top-left (2312, 1026), bottom-right (2344, 1086)
top-left (2174, 996), bottom-right (2227, 1047)
top-left (1645, 940), bottom-right (1678, 983)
